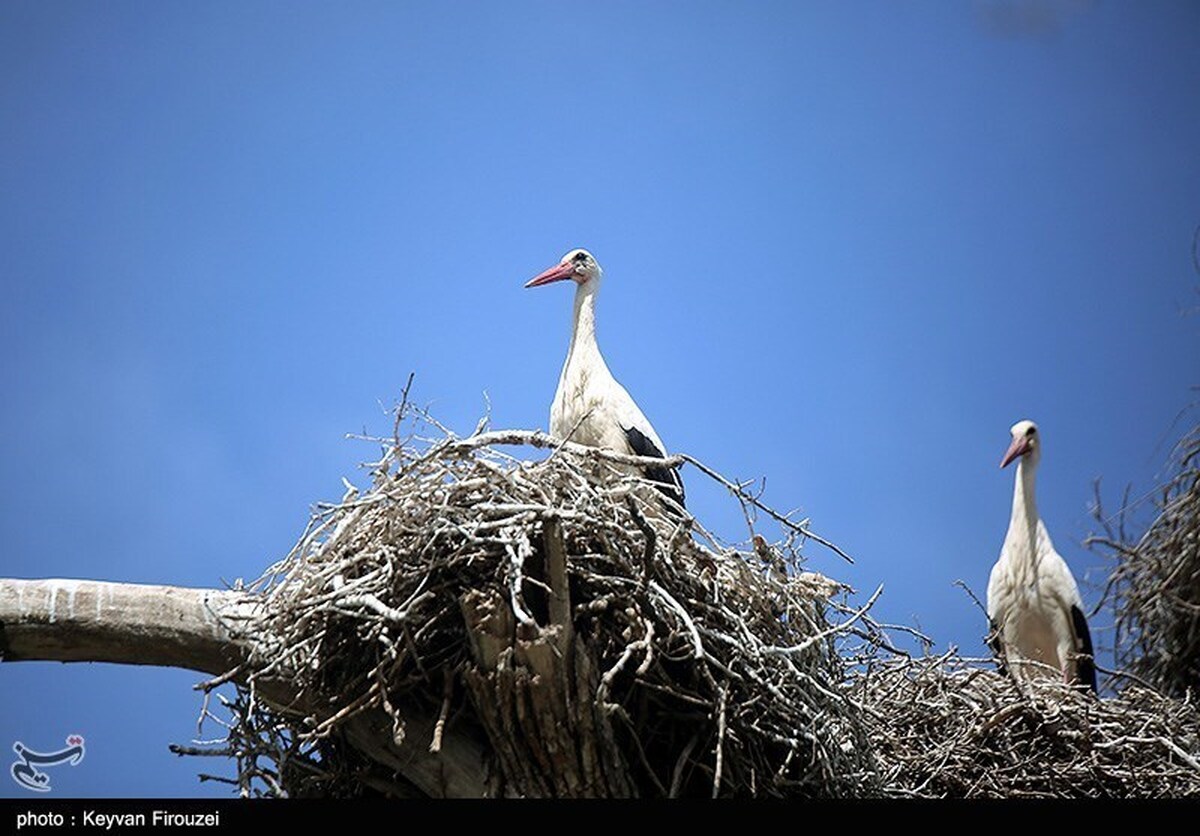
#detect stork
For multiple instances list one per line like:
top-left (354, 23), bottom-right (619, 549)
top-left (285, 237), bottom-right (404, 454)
top-left (986, 420), bottom-right (1097, 692)
top-left (524, 248), bottom-right (685, 507)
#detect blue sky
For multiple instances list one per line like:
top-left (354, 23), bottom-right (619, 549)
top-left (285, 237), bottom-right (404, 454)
top-left (1, 2), bottom-right (1197, 797)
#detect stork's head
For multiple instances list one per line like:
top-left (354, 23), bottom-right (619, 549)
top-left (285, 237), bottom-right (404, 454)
top-left (524, 248), bottom-right (602, 289)
top-left (1000, 419), bottom-right (1040, 469)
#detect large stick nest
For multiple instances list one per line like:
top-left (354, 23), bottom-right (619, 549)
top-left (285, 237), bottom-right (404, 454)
top-left (233, 406), bottom-right (873, 797)
top-left (1089, 424), bottom-right (1200, 697)
top-left (183, 405), bottom-right (1200, 797)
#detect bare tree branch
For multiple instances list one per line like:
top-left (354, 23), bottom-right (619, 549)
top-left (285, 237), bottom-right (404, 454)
top-left (0, 578), bottom-right (252, 675)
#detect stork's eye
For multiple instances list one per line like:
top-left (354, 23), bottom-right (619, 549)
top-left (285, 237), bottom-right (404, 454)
top-left (574, 252), bottom-right (588, 263)
top-left (1026, 427), bottom-right (1036, 437)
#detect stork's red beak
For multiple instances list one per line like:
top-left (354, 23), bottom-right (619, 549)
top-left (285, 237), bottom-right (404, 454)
top-left (524, 262), bottom-right (576, 288)
top-left (1000, 436), bottom-right (1032, 469)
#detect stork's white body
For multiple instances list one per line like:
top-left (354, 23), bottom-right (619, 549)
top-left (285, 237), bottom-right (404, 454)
top-left (527, 249), bottom-right (684, 506)
top-left (987, 421), bottom-right (1095, 690)
top-left (549, 282), bottom-right (667, 455)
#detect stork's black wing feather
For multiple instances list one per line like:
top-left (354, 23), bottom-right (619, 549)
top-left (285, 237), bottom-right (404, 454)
top-left (1070, 604), bottom-right (1098, 693)
top-left (623, 425), bottom-right (686, 508)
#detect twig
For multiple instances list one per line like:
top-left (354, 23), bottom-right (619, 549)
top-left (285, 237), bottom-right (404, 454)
top-left (712, 685), bottom-right (728, 799)
top-left (430, 669), bottom-right (453, 754)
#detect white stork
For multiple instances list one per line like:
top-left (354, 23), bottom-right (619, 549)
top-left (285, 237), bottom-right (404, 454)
top-left (524, 248), bottom-right (685, 507)
top-left (987, 419), bottom-right (1097, 692)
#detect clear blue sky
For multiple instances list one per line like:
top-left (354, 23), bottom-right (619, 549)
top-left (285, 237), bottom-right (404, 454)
top-left (1, 2), bottom-right (1197, 797)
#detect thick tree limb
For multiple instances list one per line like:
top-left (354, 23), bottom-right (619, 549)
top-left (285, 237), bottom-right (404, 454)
top-left (0, 578), bottom-right (252, 675)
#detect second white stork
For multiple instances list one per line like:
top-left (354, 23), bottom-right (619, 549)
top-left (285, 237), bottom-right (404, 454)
top-left (524, 248), bottom-right (685, 507)
top-left (986, 419), bottom-right (1097, 692)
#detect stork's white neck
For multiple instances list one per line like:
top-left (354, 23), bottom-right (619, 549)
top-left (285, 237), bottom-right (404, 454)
top-left (565, 280), bottom-right (603, 369)
top-left (1005, 457), bottom-right (1040, 567)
